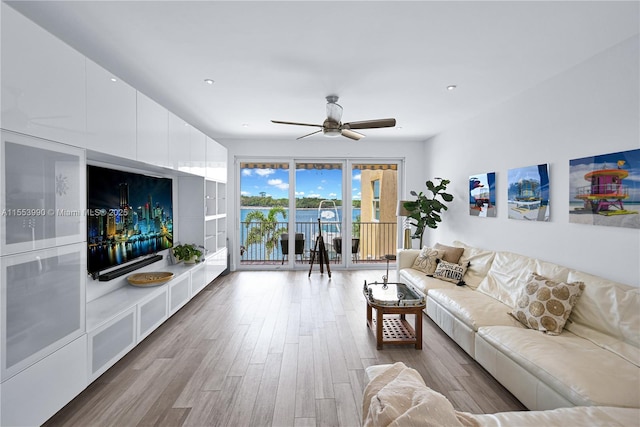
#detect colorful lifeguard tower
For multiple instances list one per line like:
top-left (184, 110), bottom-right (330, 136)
top-left (575, 162), bottom-right (635, 215)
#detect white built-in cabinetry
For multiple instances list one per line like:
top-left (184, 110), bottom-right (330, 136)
top-left (137, 92), bottom-right (169, 168)
top-left (0, 131), bottom-right (88, 427)
top-left (85, 58), bottom-right (137, 158)
top-left (0, 5), bottom-right (86, 148)
top-left (0, 4), bottom-right (228, 426)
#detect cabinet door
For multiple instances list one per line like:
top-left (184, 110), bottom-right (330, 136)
top-left (1, 131), bottom-right (86, 256)
top-left (1, 4), bottom-right (86, 146)
top-left (137, 92), bottom-right (169, 167)
top-left (87, 308), bottom-right (135, 382)
top-left (190, 263), bottom-right (207, 296)
top-left (206, 137), bottom-right (228, 182)
top-left (137, 288), bottom-right (168, 341)
top-left (168, 113), bottom-right (190, 172)
top-left (169, 273), bottom-right (191, 315)
top-left (1, 243), bottom-right (86, 381)
top-left (190, 128), bottom-right (207, 177)
top-left (86, 59), bottom-right (137, 158)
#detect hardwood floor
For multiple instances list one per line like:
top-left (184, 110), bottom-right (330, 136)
top-left (44, 270), bottom-right (525, 427)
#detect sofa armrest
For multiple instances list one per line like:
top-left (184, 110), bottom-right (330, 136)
top-left (397, 249), bottom-right (421, 270)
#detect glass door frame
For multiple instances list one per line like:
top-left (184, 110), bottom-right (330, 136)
top-left (237, 157), bottom-right (405, 271)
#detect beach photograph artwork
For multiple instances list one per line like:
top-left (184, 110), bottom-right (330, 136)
top-left (569, 148), bottom-right (640, 229)
top-left (469, 173), bottom-right (496, 217)
top-left (508, 164), bottom-right (550, 221)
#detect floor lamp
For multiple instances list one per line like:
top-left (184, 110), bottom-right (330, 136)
top-left (396, 200), bottom-right (412, 249)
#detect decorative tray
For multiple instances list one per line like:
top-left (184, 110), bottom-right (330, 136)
top-left (127, 272), bottom-right (174, 287)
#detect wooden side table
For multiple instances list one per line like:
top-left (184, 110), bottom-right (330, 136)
top-left (363, 280), bottom-right (426, 350)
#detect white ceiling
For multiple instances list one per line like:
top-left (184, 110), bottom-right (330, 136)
top-left (7, 1), bottom-right (639, 144)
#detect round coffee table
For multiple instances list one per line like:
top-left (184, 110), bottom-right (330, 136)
top-left (363, 281), bottom-right (426, 350)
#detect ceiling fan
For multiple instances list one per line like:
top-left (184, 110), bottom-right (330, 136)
top-left (271, 95), bottom-right (396, 140)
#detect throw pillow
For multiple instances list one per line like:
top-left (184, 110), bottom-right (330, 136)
top-left (510, 272), bottom-right (585, 335)
top-left (434, 243), bottom-right (464, 264)
top-left (432, 259), bottom-right (468, 286)
top-left (412, 246), bottom-right (443, 275)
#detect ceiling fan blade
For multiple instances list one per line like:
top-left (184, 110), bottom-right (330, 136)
top-left (341, 129), bottom-right (365, 141)
top-left (272, 120), bottom-right (323, 128)
top-left (296, 129), bottom-right (323, 140)
top-left (343, 118), bottom-right (396, 130)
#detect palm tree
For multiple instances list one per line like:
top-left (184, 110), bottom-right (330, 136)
top-left (244, 206), bottom-right (287, 260)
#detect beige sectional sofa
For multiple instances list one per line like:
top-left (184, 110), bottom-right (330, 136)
top-left (395, 242), bottom-right (640, 412)
top-left (363, 363), bottom-right (640, 427)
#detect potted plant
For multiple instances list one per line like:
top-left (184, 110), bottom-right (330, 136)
top-left (173, 243), bottom-right (203, 264)
top-left (403, 178), bottom-right (454, 247)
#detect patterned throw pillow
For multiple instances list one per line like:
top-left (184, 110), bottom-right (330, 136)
top-left (510, 272), bottom-right (585, 335)
top-left (411, 246), bottom-right (443, 275)
top-left (432, 259), bottom-right (468, 286)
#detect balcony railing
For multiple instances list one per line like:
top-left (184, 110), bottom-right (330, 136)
top-left (239, 221), bottom-right (398, 265)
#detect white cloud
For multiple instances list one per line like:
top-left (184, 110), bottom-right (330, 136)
top-left (241, 191), bottom-right (251, 196)
top-left (353, 173), bottom-right (361, 181)
top-left (242, 169), bottom-right (252, 176)
top-left (317, 186), bottom-right (324, 190)
top-left (295, 191), bottom-right (305, 196)
top-left (268, 178), bottom-right (289, 190)
top-left (308, 193), bottom-right (321, 198)
top-left (328, 192), bottom-right (337, 197)
top-left (255, 168), bottom-right (275, 177)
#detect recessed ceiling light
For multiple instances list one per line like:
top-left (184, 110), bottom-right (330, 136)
top-left (242, 123), bottom-right (250, 128)
top-left (110, 77), bottom-right (117, 82)
top-left (204, 79), bottom-right (214, 85)
top-left (447, 85), bottom-right (457, 91)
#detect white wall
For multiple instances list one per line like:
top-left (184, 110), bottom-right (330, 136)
top-left (423, 36), bottom-right (640, 287)
top-left (218, 138), bottom-right (426, 270)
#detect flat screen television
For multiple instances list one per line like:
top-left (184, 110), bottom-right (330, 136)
top-left (87, 164), bottom-right (173, 276)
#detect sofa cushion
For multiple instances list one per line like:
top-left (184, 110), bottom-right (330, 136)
top-left (428, 288), bottom-right (524, 332)
top-left (452, 241), bottom-right (496, 289)
top-left (510, 273), bottom-right (585, 335)
top-left (476, 250), bottom-right (535, 308)
top-left (399, 268), bottom-right (458, 295)
top-left (468, 406), bottom-right (640, 427)
top-left (411, 246), bottom-right (443, 274)
top-left (434, 242), bottom-right (464, 264)
top-left (477, 325), bottom-right (640, 408)
top-left (564, 270), bottom-right (640, 366)
top-left (432, 259), bottom-right (468, 285)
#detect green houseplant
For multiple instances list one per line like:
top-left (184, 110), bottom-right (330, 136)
top-left (173, 243), bottom-right (203, 264)
top-left (404, 178), bottom-right (454, 247)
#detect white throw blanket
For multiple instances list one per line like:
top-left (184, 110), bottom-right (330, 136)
top-left (362, 362), bottom-right (474, 427)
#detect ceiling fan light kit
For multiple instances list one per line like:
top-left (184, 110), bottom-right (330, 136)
top-left (272, 95), bottom-right (396, 141)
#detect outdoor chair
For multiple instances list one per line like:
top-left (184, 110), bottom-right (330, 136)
top-left (281, 233), bottom-right (305, 264)
top-left (332, 237), bottom-right (360, 263)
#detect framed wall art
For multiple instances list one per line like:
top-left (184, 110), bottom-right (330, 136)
top-left (469, 173), bottom-right (496, 217)
top-left (508, 164), bottom-right (550, 221)
top-left (569, 148), bottom-right (639, 229)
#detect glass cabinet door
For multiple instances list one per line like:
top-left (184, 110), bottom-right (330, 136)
top-left (1, 131), bottom-right (85, 256)
top-left (1, 243), bottom-right (86, 380)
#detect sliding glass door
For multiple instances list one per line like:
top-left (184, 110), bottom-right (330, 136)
top-left (238, 158), bottom-right (401, 269)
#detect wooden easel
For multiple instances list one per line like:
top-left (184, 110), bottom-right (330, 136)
top-left (308, 218), bottom-right (331, 277)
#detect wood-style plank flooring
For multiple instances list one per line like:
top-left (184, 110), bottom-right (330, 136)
top-left (45, 270), bottom-right (525, 426)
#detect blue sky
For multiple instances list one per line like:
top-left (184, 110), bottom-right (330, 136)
top-left (241, 167), bottom-right (361, 200)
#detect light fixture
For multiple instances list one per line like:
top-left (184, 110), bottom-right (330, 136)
top-left (447, 85), bottom-right (457, 91)
top-left (110, 77), bottom-right (117, 82)
top-left (204, 79), bottom-right (214, 85)
top-left (396, 200), bottom-right (412, 249)
top-left (242, 123), bottom-right (250, 128)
